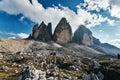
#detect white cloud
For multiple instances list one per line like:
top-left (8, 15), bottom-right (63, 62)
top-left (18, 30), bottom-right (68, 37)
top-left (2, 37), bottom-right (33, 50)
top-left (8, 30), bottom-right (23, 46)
top-left (109, 0), bottom-right (120, 18)
top-left (0, 31), bottom-right (29, 39)
top-left (99, 30), bottom-right (103, 32)
top-left (17, 33), bottom-right (29, 39)
top-left (93, 33), bottom-right (110, 43)
top-left (0, 0), bottom-right (114, 33)
top-left (19, 16), bottom-right (25, 22)
top-left (107, 19), bottom-right (115, 25)
top-left (110, 5), bottom-right (120, 18)
top-left (8, 36), bottom-right (16, 39)
top-left (115, 34), bottom-right (120, 37)
top-left (0, 31), bottom-right (16, 36)
top-left (83, 0), bottom-right (110, 12)
top-left (109, 39), bottom-right (120, 48)
top-left (110, 0), bottom-right (120, 7)
top-left (6, 32), bottom-right (16, 36)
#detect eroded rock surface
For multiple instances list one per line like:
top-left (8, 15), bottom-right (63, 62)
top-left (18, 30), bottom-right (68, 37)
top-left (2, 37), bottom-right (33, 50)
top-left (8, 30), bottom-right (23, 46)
top-left (53, 17), bottom-right (72, 44)
top-left (28, 22), bottom-right (52, 42)
top-left (72, 25), bottom-right (93, 46)
top-left (19, 66), bottom-right (46, 80)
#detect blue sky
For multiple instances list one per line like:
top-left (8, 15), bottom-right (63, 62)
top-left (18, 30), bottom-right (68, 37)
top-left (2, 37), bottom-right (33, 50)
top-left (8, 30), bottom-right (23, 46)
top-left (0, 0), bottom-right (120, 48)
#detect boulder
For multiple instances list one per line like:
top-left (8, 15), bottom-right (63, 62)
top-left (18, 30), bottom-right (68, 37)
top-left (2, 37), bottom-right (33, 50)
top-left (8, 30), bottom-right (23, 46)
top-left (53, 17), bottom-right (72, 44)
top-left (72, 25), bottom-right (93, 46)
top-left (92, 61), bottom-right (101, 69)
top-left (82, 72), bottom-right (99, 80)
top-left (2, 65), bottom-right (9, 72)
top-left (19, 65), bottom-right (46, 80)
top-left (0, 53), bottom-right (3, 59)
top-left (97, 71), bottom-right (104, 80)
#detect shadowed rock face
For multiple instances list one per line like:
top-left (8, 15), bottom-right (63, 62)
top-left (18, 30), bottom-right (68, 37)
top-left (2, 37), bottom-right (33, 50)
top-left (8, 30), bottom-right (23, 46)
top-left (72, 25), bottom-right (93, 46)
top-left (93, 37), bottom-right (101, 46)
top-left (53, 17), bottom-right (72, 44)
top-left (29, 22), bottom-right (52, 42)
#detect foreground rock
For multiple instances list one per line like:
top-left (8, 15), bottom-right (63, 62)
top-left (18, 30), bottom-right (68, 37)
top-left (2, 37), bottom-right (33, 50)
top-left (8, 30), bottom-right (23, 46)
top-left (19, 65), bottom-right (46, 80)
top-left (53, 17), bottom-right (72, 44)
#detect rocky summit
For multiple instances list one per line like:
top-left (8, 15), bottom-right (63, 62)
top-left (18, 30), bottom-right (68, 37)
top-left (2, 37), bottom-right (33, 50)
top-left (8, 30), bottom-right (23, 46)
top-left (27, 17), bottom-right (120, 55)
top-left (72, 25), bottom-right (93, 46)
top-left (53, 17), bottom-right (72, 44)
top-left (28, 22), bottom-right (52, 42)
top-left (28, 17), bottom-right (72, 44)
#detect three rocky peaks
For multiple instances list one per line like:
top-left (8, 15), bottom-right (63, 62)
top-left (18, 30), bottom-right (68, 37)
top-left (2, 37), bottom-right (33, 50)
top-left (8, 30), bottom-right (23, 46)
top-left (28, 17), bottom-right (94, 46)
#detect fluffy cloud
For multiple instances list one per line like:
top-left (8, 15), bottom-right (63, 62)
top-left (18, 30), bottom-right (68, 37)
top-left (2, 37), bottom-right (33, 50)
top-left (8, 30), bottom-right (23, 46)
top-left (8, 36), bottom-right (16, 39)
top-left (0, 31), bottom-right (29, 39)
top-left (109, 39), bottom-right (120, 48)
top-left (110, 5), bottom-right (120, 18)
top-left (99, 30), bottom-right (103, 32)
top-left (115, 34), bottom-right (120, 37)
top-left (17, 33), bottom-right (29, 39)
top-left (109, 0), bottom-right (120, 18)
top-left (19, 16), bottom-right (25, 22)
top-left (0, 0), bottom-right (114, 33)
top-left (83, 0), bottom-right (110, 12)
top-left (83, 0), bottom-right (120, 19)
top-left (110, 0), bottom-right (120, 7)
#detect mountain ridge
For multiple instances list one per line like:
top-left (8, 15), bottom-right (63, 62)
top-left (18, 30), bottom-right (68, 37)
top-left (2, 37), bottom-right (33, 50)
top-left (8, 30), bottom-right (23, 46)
top-left (27, 17), bottom-right (120, 55)
top-left (0, 17), bottom-right (120, 55)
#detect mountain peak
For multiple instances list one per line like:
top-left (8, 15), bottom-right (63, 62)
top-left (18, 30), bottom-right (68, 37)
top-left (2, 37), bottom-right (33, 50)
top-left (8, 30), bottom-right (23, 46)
top-left (61, 17), bottom-right (67, 21)
top-left (39, 21), bottom-right (46, 28)
top-left (58, 17), bottom-right (68, 27)
top-left (72, 25), bottom-right (93, 46)
top-left (78, 25), bottom-right (92, 35)
top-left (53, 17), bottom-right (72, 44)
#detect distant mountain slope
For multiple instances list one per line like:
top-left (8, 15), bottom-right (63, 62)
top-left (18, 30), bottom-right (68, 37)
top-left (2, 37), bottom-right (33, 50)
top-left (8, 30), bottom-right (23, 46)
top-left (91, 43), bottom-right (120, 55)
top-left (0, 38), bottom-right (33, 53)
top-left (65, 43), bottom-right (103, 57)
top-left (72, 24), bottom-right (120, 55)
top-left (101, 43), bottom-right (120, 55)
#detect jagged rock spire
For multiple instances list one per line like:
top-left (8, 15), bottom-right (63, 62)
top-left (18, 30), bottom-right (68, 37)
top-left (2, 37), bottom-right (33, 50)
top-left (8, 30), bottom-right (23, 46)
top-left (53, 17), bottom-right (72, 44)
top-left (29, 21), bottom-right (52, 42)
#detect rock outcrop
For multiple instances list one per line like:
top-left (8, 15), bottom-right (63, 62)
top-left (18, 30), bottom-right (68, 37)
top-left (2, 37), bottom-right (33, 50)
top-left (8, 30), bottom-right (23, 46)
top-left (28, 22), bottom-right (52, 42)
top-left (72, 25), bottom-right (93, 46)
top-left (53, 17), bottom-right (72, 44)
top-left (19, 66), bottom-right (46, 80)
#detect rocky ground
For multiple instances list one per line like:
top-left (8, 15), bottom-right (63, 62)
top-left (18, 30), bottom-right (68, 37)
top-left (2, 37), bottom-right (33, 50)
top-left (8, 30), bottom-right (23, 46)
top-left (0, 40), bottom-right (120, 80)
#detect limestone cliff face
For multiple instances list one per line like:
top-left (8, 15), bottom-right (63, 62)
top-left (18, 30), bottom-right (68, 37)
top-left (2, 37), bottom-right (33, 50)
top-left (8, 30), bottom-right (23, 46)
top-left (29, 22), bottom-right (52, 42)
top-left (72, 25), bottom-right (93, 46)
top-left (53, 17), bottom-right (72, 44)
top-left (32, 24), bottom-right (39, 39)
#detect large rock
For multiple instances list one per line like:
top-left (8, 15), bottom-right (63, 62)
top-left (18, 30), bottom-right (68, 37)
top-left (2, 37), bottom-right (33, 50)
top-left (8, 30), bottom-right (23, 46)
top-left (19, 65), bottom-right (46, 80)
top-left (82, 72), bottom-right (99, 80)
top-left (53, 17), bottom-right (72, 44)
top-left (72, 25), bottom-right (93, 46)
top-left (28, 22), bottom-right (52, 42)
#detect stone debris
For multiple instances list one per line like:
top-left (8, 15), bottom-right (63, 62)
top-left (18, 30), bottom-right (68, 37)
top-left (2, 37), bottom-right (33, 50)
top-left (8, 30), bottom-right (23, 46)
top-left (19, 66), bottom-right (46, 80)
